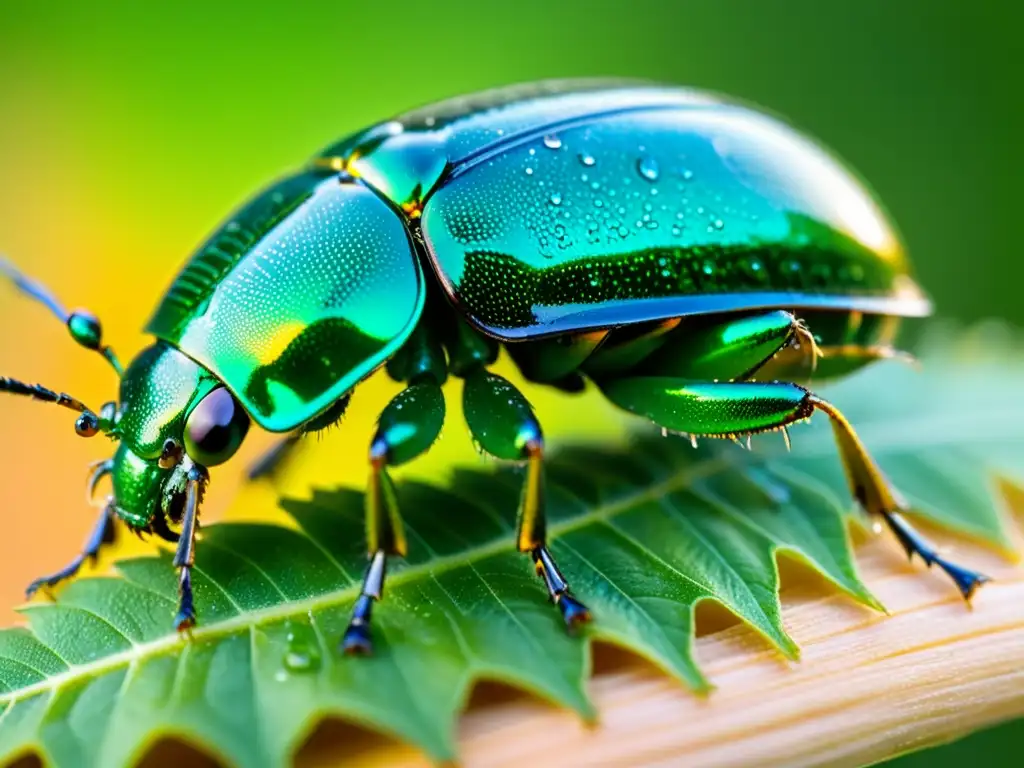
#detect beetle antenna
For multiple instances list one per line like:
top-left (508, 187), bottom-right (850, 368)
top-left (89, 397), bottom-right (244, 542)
top-left (0, 375), bottom-right (114, 437)
top-left (0, 257), bottom-right (123, 375)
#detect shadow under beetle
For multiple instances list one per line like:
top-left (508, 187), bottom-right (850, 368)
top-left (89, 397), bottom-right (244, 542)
top-left (1, 80), bottom-right (988, 653)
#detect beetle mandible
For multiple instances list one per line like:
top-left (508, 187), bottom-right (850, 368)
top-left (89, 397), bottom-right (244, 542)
top-left (1, 80), bottom-right (987, 653)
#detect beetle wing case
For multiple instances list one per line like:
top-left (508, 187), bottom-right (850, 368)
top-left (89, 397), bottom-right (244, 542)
top-left (147, 171), bottom-right (424, 432)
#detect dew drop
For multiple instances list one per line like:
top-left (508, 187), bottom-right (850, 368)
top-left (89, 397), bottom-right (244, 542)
top-left (524, 167), bottom-right (534, 176)
top-left (284, 650), bottom-right (317, 672)
top-left (543, 134), bottom-right (562, 150)
top-left (636, 156), bottom-right (660, 181)
top-left (682, 169), bottom-right (694, 181)
top-left (617, 225), bottom-right (629, 238)
top-left (549, 192), bottom-right (562, 206)
top-left (282, 622), bottom-right (322, 673)
top-left (578, 151), bottom-right (596, 166)
top-left (712, 218), bottom-right (725, 230)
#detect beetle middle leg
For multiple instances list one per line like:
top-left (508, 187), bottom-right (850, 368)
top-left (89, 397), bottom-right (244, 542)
top-left (340, 379), bottom-right (446, 654)
top-left (600, 376), bottom-right (989, 600)
top-left (461, 368), bottom-right (591, 629)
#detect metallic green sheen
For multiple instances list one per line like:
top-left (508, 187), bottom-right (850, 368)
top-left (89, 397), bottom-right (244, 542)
top-left (637, 311), bottom-right (795, 381)
top-left (462, 370), bottom-right (539, 459)
top-left (116, 343), bottom-right (218, 459)
top-left (313, 81), bottom-right (923, 342)
top-left (147, 173), bottom-right (424, 432)
top-left (110, 442), bottom-right (167, 527)
top-left (601, 378), bottom-right (810, 436)
top-left (421, 102), bottom-right (924, 338)
top-left (376, 382), bottom-right (445, 466)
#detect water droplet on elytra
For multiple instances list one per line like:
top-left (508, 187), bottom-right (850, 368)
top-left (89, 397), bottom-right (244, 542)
top-left (712, 218), bottom-right (724, 230)
top-left (636, 156), bottom-right (660, 181)
top-left (543, 134), bottom-right (562, 150)
top-left (578, 151), bottom-right (596, 166)
top-left (549, 193), bottom-right (562, 206)
top-left (524, 167), bottom-right (534, 175)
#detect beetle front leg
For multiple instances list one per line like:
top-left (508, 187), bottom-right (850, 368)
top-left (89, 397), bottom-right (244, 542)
top-left (341, 380), bottom-right (446, 655)
top-left (602, 376), bottom-right (988, 600)
top-left (172, 466), bottom-right (207, 632)
top-left (26, 502), bottom-right (117, 598)
top-left (462, 369), bottom-right (591, 629)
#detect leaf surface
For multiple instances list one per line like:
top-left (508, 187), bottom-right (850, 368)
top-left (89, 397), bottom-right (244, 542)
top-left (0, 329), bottom-right (1021, 767)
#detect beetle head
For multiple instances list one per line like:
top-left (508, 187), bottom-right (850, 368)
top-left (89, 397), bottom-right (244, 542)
top-left (1, 260), bottom-right (250, 532)
top-left (104, 343), bottom-right (250, 530)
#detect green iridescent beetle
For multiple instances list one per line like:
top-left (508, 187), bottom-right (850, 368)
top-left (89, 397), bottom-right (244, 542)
top-left (1, 80), bottom-right (987, 653)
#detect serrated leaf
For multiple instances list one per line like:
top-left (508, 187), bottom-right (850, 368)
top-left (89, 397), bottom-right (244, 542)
top-left (0, 331), bottom-right (1021, 768)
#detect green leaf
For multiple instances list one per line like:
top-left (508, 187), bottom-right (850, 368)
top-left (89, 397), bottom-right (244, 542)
top-left (0, 327), bottom-right (1021, 768)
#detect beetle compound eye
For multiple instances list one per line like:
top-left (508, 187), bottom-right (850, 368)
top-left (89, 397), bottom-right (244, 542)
top-left (184, 387), bottom-right (250, 466)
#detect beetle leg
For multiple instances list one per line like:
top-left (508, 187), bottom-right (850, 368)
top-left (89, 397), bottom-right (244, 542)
top-left (341, 379), bottom-right (446, 655)
top-left (462, 369), bottom-right (590, 629)
top-left (25, 501), bottom-right (117, 598)
top-left (247, 433), bottom-right (302, 481)
top-left (602, 376), bottom-right (988, 600)
top-left (756, 342), bottom-right (916, 384)
top-left (172, 466), bottom-right (206, 632)
top-left (809, 396), bottom-right (988, 600)
top-left (634, 310), bottom-right (805, 382)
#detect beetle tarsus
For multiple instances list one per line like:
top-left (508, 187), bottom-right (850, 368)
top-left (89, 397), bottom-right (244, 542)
top-left (341, 595), bottom-right (376, 655)
top-left (341, 553), bottom-right (386, 656)
top-left (881, 511), bottom-right (990, 601)
top-left (175, 568), bottom-right (197, 632)
top-left (533, 546), bottom-right (591, 630)
top-left (25, 503), bottom-right (116, 599)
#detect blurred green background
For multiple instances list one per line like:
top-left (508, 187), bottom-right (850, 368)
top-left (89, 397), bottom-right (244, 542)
top-left (0, 1), bottom-right (1020, 765)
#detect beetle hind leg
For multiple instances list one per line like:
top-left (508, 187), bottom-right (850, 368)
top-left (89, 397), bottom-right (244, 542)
top-left (601, 376), bottom-right (988, 601)
top-left (809, 396), bottom-right (989, 600)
